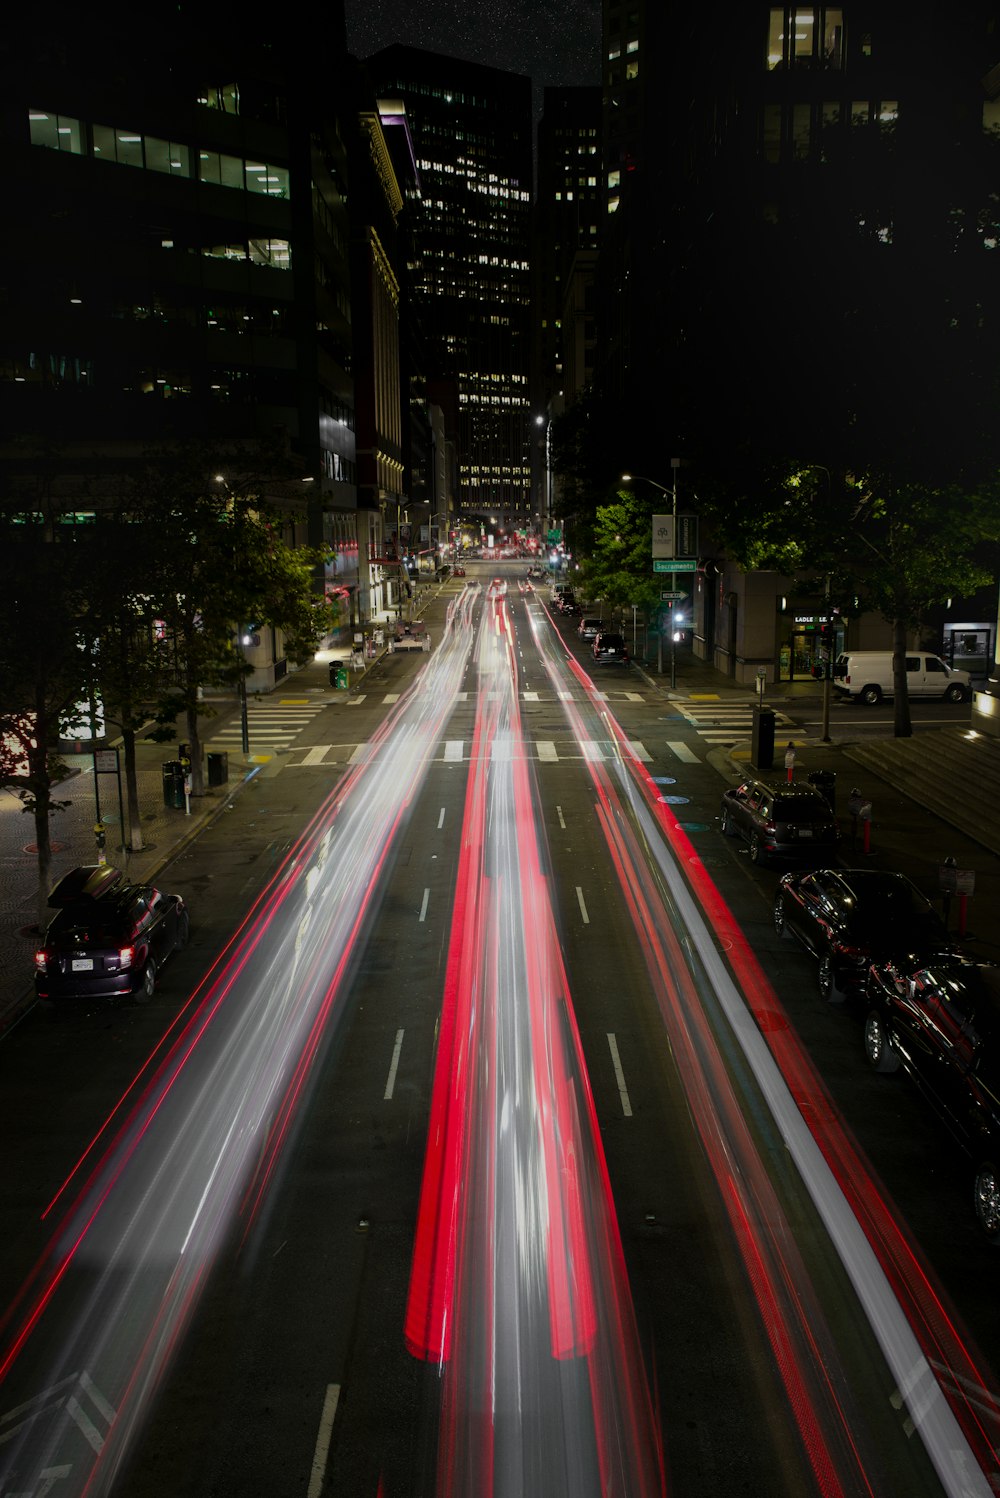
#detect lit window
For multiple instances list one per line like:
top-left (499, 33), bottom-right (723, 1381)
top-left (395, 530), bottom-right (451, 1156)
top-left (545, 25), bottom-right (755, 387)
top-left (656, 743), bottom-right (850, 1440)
top-left (28, 110), bottom-right (83, 153)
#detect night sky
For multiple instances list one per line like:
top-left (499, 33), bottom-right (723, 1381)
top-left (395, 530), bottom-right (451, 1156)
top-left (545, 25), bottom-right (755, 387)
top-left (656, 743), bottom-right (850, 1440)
top-left (344, 0), bottom-right (602, 105)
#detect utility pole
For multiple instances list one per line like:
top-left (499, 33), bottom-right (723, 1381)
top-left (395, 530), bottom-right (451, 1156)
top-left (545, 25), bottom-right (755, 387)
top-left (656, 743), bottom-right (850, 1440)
top-left (821, 572), bottom-right (832, 743)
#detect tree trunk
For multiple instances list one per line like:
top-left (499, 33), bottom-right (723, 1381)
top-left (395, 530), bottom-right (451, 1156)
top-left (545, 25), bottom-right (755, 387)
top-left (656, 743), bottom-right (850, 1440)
top-left (186, 698), bottom-right (205, 796)
top-left (891, 615), bottom-right (913, 738)
top-left (30, 743), bottom-right (53, 930)
top-left (123, 726), bottom-right (144, 851)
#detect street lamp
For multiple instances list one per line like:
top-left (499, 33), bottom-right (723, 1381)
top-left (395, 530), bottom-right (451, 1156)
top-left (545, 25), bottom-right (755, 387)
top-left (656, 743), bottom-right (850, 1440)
top-left (622, 461), bottom-right (684, 689)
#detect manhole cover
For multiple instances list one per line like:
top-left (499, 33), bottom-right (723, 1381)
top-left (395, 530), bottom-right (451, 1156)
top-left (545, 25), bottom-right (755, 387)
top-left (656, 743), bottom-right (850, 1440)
top-left (658, 795), bottom-right (689, 805)
top-left (676, 821), bottom-right (710, 831)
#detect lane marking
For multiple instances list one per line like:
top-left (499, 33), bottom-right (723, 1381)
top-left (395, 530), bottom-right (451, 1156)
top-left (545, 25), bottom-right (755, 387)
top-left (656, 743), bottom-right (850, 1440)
top-left (346, 696), bottom-right (366, 706)
top-left (384, 1029), bottom-right (405, 1100)
top-left (419, 888), bottom-right (430, 922)
top-left (627, 740), bottom-right (652, 762)
top-left (581, 740), bottom-right (604, 761)
top-left (437, 807), bottom-right (446, 828)
top-left (557, 805), bottom-right (566, 829)
top-left (299, 745), bottom-right (332, 765)
top-left (348, 744), bottom-right (372, 764)
top-left (523, 691), bottom-right (540, 701)
top-left (576, 886), bottom-right (590, 924)
top-left (537, 741), bottom-right (558, 762)
top-left (666, 740), bottom-right (700, 762)
top-left (444, 740), bottom-right (464, 762)
top-left (383, 693), bottom-right (401, 703)
top-left (607, 1033), bottom-right (633, 1117)
top-left (307, 1383), bottom-right (341, 1498)
top-left (624, 692), bottom-right (644, 702)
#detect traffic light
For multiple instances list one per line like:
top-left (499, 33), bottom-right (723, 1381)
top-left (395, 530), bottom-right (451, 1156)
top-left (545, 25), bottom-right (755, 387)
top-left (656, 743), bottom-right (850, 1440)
top-left (819, 622), bottom-right (835, 649)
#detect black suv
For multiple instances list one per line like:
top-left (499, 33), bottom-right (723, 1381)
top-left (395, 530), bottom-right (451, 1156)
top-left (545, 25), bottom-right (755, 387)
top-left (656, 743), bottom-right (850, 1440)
top-left (720, 775), bottom-right (839, 865)
top-left (592, 631), bottom-right (630, 665)
top-left (864, 956), bottom-right (1000, 1242)
top-left (34, 864), bottom-right (189, 1004)
top-left (773, 868), bottom-right (953, 1003)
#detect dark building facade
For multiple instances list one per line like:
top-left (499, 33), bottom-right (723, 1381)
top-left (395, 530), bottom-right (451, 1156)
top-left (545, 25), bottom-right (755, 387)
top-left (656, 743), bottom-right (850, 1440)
top-left (364, 46), bottom-right (534, 529)
top-left (2, 6), bottom-right (363, 657)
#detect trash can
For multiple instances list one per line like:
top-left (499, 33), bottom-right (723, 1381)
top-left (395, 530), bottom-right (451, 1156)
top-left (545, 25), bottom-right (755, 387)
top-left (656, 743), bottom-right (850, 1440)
top-left (751, 707), bottom-right (775, 770)
top-left (330, 664), bottom-right (349, 690)
top-left (807, 769), bottom-right (836, 814)
top-left (162, 760), bottom-right (185, 809)
top-left (207, 750), bottom-right (229, 787)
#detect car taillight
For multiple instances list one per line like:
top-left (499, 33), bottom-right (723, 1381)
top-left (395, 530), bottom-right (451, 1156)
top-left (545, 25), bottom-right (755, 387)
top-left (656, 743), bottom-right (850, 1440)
top-left (118, 945), bottom-right (135, 969)
top-left (34, 948), bottom-right (51, 972)
top-left (764, 822), bottom-right (777, 834)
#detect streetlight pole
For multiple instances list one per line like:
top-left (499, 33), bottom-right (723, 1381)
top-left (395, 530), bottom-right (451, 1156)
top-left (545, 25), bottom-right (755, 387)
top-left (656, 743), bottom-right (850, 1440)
top-left (622, 463), bottom-right (685, 690)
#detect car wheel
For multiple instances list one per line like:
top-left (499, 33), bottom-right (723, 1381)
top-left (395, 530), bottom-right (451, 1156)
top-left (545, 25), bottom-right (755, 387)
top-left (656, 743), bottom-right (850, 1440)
top-left (773, 891), bottom-right (791, 939)
top-left (974, 1162), bottom-right (1000, 1244)
top-left (749, 831), bottom-right (766, 865)
top-left (860, 685), bottom-right (881, 706)
top-left (721, 808), bottom-right (737, 838)
top-left (818, 951), bottom-right (845, 1004)
top-left (944, 683), bottom-right (966, 704)
top-left (137, 959), bottom-right (156, 1004)
top-left (175, 911), bottom-right (190, 951)
top-left (863, 1009), bottom-right (899, 1073)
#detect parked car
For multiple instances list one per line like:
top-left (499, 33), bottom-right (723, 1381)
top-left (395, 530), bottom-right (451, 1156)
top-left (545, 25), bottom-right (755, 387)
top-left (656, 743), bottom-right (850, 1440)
top-left (833, 650), bottom-right (971, 705)
top-left (559, 598), bottom-right (582, 616)
top-left (863, 954), bottom-right (1000, 1242)
top-left (774, 868), bottom-right (953, 1002)
top-left (720, 775), bottom-right (840, 865)
top-left (453, 565), bottom-right (466, 577)
top-left (592, 631), bottom-right (630, 665)
top-left (34, 864), bottom-right (189, 1004)
top-left (578, 617), bottom-right (603, 642)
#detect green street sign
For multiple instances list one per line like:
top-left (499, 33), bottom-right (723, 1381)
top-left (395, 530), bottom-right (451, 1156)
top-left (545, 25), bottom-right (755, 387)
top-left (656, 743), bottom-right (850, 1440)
top-left (653, 558), bottom-right (696, 573)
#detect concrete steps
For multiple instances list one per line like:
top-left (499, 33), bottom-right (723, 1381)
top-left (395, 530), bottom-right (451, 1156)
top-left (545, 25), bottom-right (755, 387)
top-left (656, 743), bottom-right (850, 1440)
top-left (845, 729), bottom-right (1000, 856)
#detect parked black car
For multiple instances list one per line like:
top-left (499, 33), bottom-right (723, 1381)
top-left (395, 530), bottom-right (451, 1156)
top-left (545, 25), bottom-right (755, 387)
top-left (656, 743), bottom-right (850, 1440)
top-left (34, 864), bottom-right (189, 1004)
top-left (720, 775), bottom-right (839, 865)
top-left (774, 868), bottom-right (953, 1002)
top-left (864, 955), bottom-right (1000, 1242)
top-left (578, 616), bottom-right (603, 642)
top-left (592, 631), bottom-right (630, 665)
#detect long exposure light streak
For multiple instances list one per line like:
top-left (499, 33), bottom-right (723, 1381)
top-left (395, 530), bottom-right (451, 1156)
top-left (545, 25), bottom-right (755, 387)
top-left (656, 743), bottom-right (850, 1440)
top-left (0, 590), bottom-right (481, 1495)
top-left (407, 581), bottom-right (665, 1497)
top-left (525, 595), bottom-right (998, 1496)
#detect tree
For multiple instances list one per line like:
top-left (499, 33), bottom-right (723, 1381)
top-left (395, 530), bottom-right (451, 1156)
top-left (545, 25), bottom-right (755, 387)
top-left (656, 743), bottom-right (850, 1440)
top-left (575, 487), bottom-right (664, 646)
top-left (0, 499), bottom-right (97, 922)
top-left (134, 451), bottom-right (334, 793)
top-left (697, 460), bottom-right (1000, 736)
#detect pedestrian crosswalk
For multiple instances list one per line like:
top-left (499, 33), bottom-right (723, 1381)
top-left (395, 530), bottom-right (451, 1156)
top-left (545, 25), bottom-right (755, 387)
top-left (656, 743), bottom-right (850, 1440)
top-left (204, 698), bottom-right (328, 754)
top-left (677, 703), bottom-right (793, 747)
top-left (283, 738), bottom-right (660, 769)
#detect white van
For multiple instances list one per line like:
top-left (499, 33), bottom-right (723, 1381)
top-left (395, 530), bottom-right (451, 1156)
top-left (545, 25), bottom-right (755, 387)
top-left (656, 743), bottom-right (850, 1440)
top-left (833, 651), bottom-right (971, 705)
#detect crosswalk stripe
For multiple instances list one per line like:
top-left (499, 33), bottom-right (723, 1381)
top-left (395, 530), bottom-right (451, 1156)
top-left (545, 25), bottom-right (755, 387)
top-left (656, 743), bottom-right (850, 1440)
top-left (624, 692), bottom-right (644, 702)
top-left (582, 740), bottom-right (605, 761)
top-left (627, 741), bottom-right (652, 762)
top-left (444, 741), bottom-right (464, 762)
top-left (346, 696), bottom-right (366, 706)
top-left (523, 691), bottom-right (540, 701)
top-left (299, 745), bottom-right (332, 765)
top-left (384, 694), bottom-right (401, 704)
top-left (537, 741), bottom-right (558, 762)
top-left (349, 744), bottom-right (372, 764)
top-left (667, 741), bottom-right (700, 762)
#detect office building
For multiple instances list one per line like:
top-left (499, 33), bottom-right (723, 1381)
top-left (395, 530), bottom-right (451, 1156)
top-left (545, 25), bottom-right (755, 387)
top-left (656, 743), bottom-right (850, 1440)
top-left (364, 46), bottom-right (534, 529)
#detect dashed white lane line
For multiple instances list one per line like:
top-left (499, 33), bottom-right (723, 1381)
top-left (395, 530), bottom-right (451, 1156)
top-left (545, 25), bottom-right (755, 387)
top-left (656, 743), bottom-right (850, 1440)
top-left (384, 1029), bottom-right (405, 1101)
top-left (419, 888), bottom-right (430, 922)
top-left (576, 886), bottom-right (590, 924)
top-left (607, 1033), bottom-right (633, 1117)
top-left (307, 1383), bottom-right (341, 1498)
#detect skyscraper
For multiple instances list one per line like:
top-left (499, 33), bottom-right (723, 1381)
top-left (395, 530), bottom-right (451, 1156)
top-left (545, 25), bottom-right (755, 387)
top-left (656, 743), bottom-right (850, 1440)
top-left (364, 46), bottom-right (533, 528)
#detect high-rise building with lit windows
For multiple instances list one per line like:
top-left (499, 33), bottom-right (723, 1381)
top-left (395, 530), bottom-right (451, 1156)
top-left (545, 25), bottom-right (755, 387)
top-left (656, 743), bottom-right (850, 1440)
top-left (363, 46), bottom-right (533, 526)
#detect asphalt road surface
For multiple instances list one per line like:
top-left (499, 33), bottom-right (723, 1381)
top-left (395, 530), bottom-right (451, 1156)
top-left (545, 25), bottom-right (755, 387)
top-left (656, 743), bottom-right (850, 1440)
top-left (0, 565), bottom-right (996, 1498)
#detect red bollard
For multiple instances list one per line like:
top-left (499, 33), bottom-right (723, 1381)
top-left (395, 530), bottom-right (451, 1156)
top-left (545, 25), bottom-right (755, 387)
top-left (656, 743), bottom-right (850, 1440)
top-left (784, 743), bottom-right (795, 783)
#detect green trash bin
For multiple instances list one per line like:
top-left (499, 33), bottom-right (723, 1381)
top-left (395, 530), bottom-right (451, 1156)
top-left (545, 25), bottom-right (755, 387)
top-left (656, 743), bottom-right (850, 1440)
top-left (162, 760), bottom-right (185, 809)
top-left (333, 664), bottom-right (349, 690)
